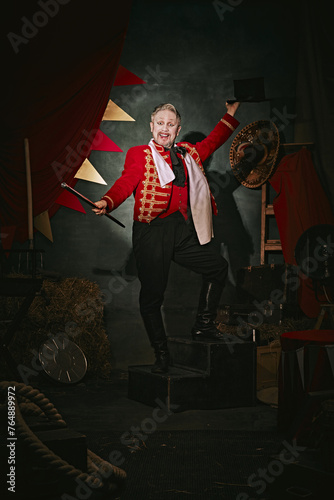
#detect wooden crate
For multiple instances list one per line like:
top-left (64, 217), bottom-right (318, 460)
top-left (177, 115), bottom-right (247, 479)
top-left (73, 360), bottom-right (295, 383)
top-left (257, 342), bottom-right (281, 390)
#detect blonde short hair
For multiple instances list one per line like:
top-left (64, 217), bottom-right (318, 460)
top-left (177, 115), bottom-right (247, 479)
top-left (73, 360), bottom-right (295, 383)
top-left (151, 103), bottom-right (181, 124)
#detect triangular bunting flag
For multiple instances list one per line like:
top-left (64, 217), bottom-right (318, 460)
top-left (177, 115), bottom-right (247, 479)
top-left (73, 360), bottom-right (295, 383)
top-left (114, 65), bottom-right (146, 86)
top-left (34, 211), bottom-right (53, 242)
top-left (0, 225), bottom-right (16, 255)
top-left (75, 159), bottom-right (107, 185)
top-left (91, 130), bottom-right (123, 152)
top-left (55, 189), bottom-right (86, 214)
top-left (102, 100), bottom-right (135, 122)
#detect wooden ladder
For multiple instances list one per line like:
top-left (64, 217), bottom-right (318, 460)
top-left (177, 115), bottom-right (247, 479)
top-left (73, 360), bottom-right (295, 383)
top-left (260, 182), bottom-right (282, 265)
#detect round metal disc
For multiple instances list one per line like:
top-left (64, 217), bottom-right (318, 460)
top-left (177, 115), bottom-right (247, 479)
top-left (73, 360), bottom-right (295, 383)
top-left (39, 336), bottom-right (87, 384)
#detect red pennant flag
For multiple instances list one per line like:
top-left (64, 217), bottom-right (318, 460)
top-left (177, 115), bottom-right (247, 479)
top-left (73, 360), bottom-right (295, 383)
top-left (91, 130), bottom-right (123, 152)
top-left (114, 65), bottom-right (146, 86)
top-left (0, 225), bottom-right (16, 256)
top-left (55, 189), bottom-right (86, 214)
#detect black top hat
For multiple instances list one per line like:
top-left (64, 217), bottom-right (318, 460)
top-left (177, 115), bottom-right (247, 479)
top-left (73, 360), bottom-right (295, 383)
top-left (227, 77), bottom-right (270, 104)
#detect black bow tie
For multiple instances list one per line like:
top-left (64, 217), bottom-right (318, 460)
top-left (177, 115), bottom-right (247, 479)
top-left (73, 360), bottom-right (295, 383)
top-left (164, 146), bottom-right (187, 157)
top-left (165, 146), bottom-right (187, 187)
top-left (171, 146), bottom-right (187, 156)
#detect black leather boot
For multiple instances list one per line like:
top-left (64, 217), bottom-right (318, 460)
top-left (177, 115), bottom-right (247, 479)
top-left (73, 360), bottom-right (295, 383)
top-left (142, 311), bottom-right (169, 373)
top-left (191, 281), bottom-right (225, 341)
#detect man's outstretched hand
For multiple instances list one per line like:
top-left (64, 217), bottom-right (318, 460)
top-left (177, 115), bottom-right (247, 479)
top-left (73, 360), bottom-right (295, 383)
top-left (226, 101), bottom-right (240, 116)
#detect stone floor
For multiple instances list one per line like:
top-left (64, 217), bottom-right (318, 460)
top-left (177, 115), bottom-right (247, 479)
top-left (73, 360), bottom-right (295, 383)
top-left (4, 369), bottom-right (332, 500)
top-left (37, 370), bottom-right (279, 436)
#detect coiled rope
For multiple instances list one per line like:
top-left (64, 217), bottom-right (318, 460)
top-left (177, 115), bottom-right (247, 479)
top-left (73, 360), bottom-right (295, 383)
top-left (0, 381), bottom-right (126, 496)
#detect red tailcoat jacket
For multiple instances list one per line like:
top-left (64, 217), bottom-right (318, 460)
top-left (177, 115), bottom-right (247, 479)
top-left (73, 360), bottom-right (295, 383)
top-left (101, 113), bottom-right (239, 223)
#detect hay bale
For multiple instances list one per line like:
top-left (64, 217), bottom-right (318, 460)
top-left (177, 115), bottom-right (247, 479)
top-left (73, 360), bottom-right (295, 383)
top-left (0, 276), bottom-right (113, 380)
top-left (217, 316), bottom-right (315, 343)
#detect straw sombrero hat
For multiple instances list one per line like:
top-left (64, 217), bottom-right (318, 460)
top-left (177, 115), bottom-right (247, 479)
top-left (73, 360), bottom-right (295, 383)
top-left (229, 120), bottom-right (280, 188)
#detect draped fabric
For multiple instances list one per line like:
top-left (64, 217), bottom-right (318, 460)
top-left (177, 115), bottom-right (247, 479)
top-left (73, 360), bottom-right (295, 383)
top-left (269, 0), bottom-right (334, 318)
top-left (294, 0), bottom-right (334, 211)
top-left (269, 148), bottom-right (334, 317)
top-left (0, 0), bottom-right (132, 242)
top-left (270, 148), bottom-right (334, 265)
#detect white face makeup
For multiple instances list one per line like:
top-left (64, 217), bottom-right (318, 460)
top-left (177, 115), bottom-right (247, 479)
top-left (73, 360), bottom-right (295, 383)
top-left (150, 110), bottom-right (181, 149)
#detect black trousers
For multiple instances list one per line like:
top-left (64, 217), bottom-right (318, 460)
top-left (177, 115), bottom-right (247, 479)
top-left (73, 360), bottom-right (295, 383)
top-left (132, 212), bottom-right (228, 316)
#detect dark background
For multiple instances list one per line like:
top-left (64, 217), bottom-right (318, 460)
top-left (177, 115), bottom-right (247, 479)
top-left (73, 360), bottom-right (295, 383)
top-left (4, 0), bottom-right (330, 368)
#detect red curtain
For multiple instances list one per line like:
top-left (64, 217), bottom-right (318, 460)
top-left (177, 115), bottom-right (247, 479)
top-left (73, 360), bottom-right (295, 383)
top-left (0, 0), bottom-right (132, 242)
top-left (270, 147), bottom-right (334, 317)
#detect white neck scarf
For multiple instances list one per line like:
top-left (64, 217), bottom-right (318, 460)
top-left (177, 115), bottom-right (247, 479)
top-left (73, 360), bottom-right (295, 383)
top-left (148, 139), bottom-right (213, 245)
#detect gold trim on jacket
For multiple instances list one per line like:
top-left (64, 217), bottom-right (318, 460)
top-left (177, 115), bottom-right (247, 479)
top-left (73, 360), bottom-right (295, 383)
top-left (137, 148), bottom-right (171, 222)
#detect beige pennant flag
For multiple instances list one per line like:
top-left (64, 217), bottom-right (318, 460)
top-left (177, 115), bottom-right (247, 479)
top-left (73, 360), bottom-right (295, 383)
top-left (34, 211), bottom-right (53, 242)
top-left (75, 158), bottom-right (107, 185)
top-left (102, 99), bottom-right (135, 121)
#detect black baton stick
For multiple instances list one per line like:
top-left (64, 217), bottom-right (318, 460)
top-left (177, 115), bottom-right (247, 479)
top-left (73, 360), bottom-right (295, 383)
top-left (60, 182), bottom-right (125, 228)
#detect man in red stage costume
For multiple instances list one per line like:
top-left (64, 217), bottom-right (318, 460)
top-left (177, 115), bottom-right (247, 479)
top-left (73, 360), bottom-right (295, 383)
top-left (93, 101), bottom-right (240, 373)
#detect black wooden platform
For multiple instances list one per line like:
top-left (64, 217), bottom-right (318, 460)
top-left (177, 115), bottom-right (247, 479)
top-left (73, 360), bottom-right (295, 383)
top-left (128, 335), bottom-right (257, 412)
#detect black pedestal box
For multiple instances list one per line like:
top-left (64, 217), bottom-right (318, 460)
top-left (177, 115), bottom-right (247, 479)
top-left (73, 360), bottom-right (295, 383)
top-left (128, 336), bottom-right (256, 412)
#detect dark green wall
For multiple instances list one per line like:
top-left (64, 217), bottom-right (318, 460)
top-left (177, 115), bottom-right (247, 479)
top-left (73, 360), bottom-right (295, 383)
top-left (32, 0), bottom-right (298, 368)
